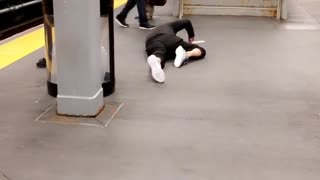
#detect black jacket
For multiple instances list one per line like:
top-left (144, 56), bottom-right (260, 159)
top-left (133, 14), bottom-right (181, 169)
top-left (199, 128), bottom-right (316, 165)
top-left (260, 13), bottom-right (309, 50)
top-left (146, 19), bottom-right (195, 41)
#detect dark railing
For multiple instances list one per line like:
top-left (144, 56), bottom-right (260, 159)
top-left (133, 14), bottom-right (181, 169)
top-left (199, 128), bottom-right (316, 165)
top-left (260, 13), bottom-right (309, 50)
top-left (0, 0), bottom-right (43, 40)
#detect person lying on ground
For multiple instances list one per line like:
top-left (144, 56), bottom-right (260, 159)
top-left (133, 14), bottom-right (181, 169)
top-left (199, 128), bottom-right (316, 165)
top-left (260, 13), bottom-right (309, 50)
top-left (145, 19), bottom-right (206, 83)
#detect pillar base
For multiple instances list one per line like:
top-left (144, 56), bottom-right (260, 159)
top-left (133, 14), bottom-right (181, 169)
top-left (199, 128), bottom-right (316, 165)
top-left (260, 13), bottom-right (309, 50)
top-left (47, 73), bottom-right (115, 97)
top-left (57, 88), bottom-right (104, 117)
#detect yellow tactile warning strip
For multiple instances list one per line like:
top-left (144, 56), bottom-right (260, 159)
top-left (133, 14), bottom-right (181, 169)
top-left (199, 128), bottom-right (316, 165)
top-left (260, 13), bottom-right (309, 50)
top-left (0, 0), bottom-right (127, 70)
top-left (0, 28), bottom-right (45, 69)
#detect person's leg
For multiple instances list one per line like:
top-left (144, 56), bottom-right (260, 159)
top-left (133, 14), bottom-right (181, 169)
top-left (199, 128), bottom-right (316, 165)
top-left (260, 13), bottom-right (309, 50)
top-left (116, 0), bottom-right (136, 27)
top-left (118, 0), bottom-right (136, 18)
top-left (135, 0), bottom-right (147, 24)
top-left (136, 0), bottom-right (155, 29)
top-left (134, 2), bottom-right (153, 20)
top-left (186, 48), bottom-right (202, 58)
top-left (174, 41), bottom-right (206, 67)
top-left (146, 41), bottom-right (167, 83)
top-left (159, 35), bottom-right (190, 68)
top-left (146, 3), bottom-right (154, 20)
top-left (184, 44), bottom-right (206, 60)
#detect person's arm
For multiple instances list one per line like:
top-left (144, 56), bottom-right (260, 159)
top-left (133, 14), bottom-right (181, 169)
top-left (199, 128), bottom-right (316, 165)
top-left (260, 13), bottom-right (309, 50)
top-left (169, 19), bottom-right (195, 40)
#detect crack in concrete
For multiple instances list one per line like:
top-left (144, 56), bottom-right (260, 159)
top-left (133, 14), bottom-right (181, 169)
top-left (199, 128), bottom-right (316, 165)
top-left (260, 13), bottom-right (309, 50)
top-left (0, 170), bottom-right (9, 180)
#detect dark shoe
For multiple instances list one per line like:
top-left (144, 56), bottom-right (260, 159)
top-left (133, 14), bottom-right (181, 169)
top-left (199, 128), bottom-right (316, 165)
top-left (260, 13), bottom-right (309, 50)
top-left (139, 23), bottom-right (155, 30)
top-left (115, 15), bottom-right (129, 28)
top-left (36, 58), bottom-right (46, 68)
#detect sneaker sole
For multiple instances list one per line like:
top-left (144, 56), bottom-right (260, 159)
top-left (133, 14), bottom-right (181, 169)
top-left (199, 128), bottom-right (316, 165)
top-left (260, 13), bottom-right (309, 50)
top-left (148, 58), bottom-right (165, 83)
top-left (174, 56), bottom-right (183, 67)
top-left (174, 47), bottom-right (187, 68)
top-left (115, 19), bottom-right (129, 28)
top-left (139, 26), bottom-right (155, 30)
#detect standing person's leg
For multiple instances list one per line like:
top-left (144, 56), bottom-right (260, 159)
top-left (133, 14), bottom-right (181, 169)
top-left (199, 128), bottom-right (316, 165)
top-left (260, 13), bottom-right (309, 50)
top-left (146, 41), bottom-right (168, 83)
top-left (116, 0), bottom-right (136, 27)
top-left (174, 41), bottom-right (206, 68)
top-left (136, 0), bottom-right (155, 29)
top-left (146, 3), bottom-right (154, 20)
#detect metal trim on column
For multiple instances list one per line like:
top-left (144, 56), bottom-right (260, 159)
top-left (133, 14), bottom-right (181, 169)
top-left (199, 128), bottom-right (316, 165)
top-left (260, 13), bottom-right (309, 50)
top-left (101, 0), bottom-right (115, 97)
top-left (179, 0), bottom-right (184, 19)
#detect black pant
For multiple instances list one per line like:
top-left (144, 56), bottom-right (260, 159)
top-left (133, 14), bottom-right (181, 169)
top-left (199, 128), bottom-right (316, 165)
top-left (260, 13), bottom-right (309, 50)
top-left (117, 0), bottom-right (148, 25)
top-left (146, 34), bottom-right (206, 68)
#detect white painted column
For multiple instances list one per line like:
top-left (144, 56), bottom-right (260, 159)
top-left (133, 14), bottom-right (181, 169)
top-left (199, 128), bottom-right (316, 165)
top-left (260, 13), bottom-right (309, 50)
top-left (173, 0), bottom-right (181, 17)
top-left (54, 0), bottom-right (104, 116)
top-left (281, 0), bottom-right (288, 20)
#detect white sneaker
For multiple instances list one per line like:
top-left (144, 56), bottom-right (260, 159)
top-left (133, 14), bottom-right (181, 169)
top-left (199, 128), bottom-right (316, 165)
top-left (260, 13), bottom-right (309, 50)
top-left (147, 55), bottom-right (165, 83)
top-left (174, 46), bottom-right (187, 68)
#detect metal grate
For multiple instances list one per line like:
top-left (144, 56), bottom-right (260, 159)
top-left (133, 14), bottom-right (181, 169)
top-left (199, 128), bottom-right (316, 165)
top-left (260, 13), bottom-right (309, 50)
top-left (35, 102), bottom-right (124, 127)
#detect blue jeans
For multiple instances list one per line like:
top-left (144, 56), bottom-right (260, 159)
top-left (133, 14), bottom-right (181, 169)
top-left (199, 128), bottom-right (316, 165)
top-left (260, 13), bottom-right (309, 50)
top-left (117, 0), bottom-right (148, 25)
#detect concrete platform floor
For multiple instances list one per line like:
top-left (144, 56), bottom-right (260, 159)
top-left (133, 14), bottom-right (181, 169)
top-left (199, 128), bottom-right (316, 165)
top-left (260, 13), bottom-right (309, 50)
top-left (1, 1), bottom-right (320, 180)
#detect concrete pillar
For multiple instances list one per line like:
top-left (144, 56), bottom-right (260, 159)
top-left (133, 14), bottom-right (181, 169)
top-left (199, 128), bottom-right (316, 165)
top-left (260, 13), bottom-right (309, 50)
top-left (173, 0), bottom-right (180, 17)
top-left (53, 0), bottom-right (104, 116)
top-left (281, 0), bottom-right (288, 20)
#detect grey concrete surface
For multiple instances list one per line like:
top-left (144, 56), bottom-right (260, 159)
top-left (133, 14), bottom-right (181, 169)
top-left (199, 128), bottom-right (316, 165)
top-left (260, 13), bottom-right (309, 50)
top-left (297, 0), bottom-right (320, 22)
top-left (0, 171), bottom-right (9, 180)
top-left (285, 0), bottom-right (320, 25)
top-left (1, 2), bottom-right (320, 180)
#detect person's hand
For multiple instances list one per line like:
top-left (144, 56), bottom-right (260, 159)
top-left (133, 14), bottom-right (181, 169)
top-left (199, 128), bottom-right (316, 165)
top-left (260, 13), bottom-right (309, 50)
top-left (189, 37), bottom-right (195, 43)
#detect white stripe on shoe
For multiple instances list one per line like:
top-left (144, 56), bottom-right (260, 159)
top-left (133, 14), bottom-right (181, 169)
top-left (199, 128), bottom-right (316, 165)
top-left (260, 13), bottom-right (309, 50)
top-left (147, 55), bottom-right (165, 83)
top-left (139, 26), bottom-right (156, 30)
top-left (115, 19), bottom-right (129, 28)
